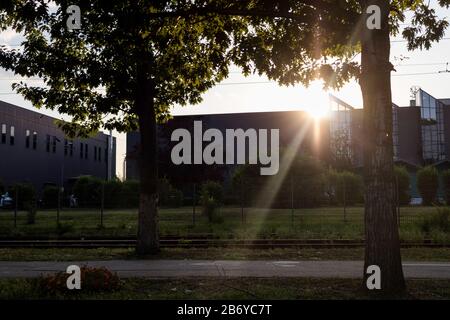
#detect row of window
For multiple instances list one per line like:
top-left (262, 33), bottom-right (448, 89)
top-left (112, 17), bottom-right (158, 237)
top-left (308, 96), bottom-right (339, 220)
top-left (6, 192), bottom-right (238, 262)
top-left (1, 123), bottom-right (107, 163)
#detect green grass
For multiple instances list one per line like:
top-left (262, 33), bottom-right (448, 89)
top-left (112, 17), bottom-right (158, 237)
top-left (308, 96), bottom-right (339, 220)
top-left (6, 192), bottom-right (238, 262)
top-left (1, 247), bottom-right (450, 261)
top-left (0, 206), bottom-right (446, 241)
top-left (1, 277), bottom-right (450, 300)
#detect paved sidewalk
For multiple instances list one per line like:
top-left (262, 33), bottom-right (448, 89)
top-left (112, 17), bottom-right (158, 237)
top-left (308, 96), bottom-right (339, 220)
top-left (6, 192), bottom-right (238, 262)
top-left (1, 260), bottom-right (450, 279)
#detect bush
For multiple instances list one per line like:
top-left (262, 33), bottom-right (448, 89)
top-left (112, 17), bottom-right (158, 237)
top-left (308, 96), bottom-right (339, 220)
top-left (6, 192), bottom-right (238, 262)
top-left (394, 166), bottom-right (411, 205)
top-left (9, 183), bottom-right (37, 210)
top-left (42, 185), bottom-right (59, 208)
top-left (103, 179), bottom-right (124, 208)
top-left (159, 177), bottom-right (183, 207)
top-left (121, 180), bottom-right (140, 208)
top-left (324, 170), bottom-right (363, 206)
top-left (38, 266), bottom-right (121, 295)
top-left (73, 176), bottom-right (102, 207)
top-left (441, 170), bottom-right (450, 205)
top-left (417, 166), bottom-right (439, 205)
top-left (200, 181), bottom-right (224, 223)
top-left (418, 208), bottom-right (450, 234)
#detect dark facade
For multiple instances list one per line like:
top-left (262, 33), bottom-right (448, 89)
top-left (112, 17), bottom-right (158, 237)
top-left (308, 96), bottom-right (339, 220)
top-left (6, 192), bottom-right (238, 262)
top-left (126, 89), bottom-right (450, 195)
top-left (126, 111), bottom-right (330, 185)
top-left (0, 100), bottom-right (116, 191)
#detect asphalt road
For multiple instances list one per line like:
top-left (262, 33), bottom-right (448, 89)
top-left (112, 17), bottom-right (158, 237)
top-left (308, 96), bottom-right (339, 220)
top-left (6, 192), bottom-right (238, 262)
top-left (1, 260), bottom-right (450, 279)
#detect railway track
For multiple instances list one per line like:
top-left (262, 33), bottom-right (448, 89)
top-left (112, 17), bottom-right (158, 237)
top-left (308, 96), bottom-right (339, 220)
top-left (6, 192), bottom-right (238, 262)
top-left (0, 239), bottom-right (448, 249)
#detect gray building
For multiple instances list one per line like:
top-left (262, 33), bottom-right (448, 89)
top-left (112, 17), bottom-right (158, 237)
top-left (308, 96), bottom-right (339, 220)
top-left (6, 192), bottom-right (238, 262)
top-left (0, 100), bottom-right (116, 191)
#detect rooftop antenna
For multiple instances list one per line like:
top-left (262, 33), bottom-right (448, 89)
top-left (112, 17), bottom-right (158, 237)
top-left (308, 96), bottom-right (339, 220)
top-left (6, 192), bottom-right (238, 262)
top-left (438, 62), bottom-right (450, 73)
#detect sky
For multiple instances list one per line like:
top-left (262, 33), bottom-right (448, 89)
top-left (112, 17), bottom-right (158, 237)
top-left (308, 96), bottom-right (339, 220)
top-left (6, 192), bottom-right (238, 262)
top-left (1, 2), bottom-right (450, 179)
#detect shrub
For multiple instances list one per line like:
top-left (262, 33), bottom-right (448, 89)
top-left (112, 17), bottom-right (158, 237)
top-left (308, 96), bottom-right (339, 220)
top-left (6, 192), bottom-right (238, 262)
top-left (159, 177), bottom-right (183, 207)
top-left (73, 176), bottom-right (102, 207)
top-left (9, 183), bottom-right (36, 210)
top-left (38, 266), bottom-right (121, 294)
top-left (394, 166), bottom-right (411, 205)
top-left (418, 208), bottom-right (450, 234)
top-left (121, 180), bottom-right (140, 208)
top-left (200, 181), bottom-right (224, 222)
top-left (103, 179), bottom-right (123, 208)
top-left (441, 169), bottom-right (450, 205)
top-left (42, 185), bottom-right (59, 208)
top-left (290, 156), bottom-right (326, 208)
top-left (324, 170), bottom-right (363, 206)
top-left (417, 166), bottom-right (439, 205)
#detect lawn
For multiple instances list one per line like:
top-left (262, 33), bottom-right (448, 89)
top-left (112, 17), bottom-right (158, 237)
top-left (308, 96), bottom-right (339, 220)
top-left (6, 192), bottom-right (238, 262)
top-left (1, 247), bottom-right (450, 261)
top-left (0, 206), bottom-right (446, 241)
top-left (1, 277), bottom-right (450, 300)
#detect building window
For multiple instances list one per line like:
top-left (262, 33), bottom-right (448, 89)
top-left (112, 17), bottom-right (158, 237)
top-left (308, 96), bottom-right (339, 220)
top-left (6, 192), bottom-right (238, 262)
top-left (1, 124), bottom-right (6, 144)
top-left (80, 142), bottom-right (84, 158)
top-left (69, 141), bottom-right (73, 156)
top-left (25, 130), bottom-right (30, 148)
top-left (94, 146), bottom-right (97, 161)
top-left (64, 139), bottom-right (68, 156)
top-left (32, 132), bottom-right (37, 150)
top-left (46, 135), bottom-right (50, 152)
top-left (52, 136), bottom-right (57, 153)
top-left (10, 126), bottom-right (14, 145)
top-left (85, 143), bottom-right (88, 159)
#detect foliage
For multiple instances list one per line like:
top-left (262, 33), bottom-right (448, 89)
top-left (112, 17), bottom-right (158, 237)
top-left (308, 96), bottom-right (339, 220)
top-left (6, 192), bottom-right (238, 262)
top-left (42, 185), bottom-right (59, 208)
top-left (9, 183), bottom-right (36, 210)
top-left (441, 170), bottom-right (450, 205)
top-left (418, 208), bottom-right (450, 234)
top-left (417, 166), bottom-right (439, 205)
top-left (38, 266), bottom-right (121, 294)
top-left (325, 170), bottom-right (363, 206)
top-left (200, 181), bottom-right (224, 222)
top-left (394, 166), bottom-right (411, 205)
top-left (159, 177), bottom-right (184, 208)
top-left (121, 180), bottom-right (140, 208)
top-left (72, 176), bottom-right (103, 207)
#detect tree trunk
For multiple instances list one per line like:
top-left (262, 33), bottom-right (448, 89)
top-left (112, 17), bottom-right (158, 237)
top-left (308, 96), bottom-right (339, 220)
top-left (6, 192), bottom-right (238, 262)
top-left (135, 65), bottom-right (160, 255)
top-left (360, 0), bottom-right (405, 295)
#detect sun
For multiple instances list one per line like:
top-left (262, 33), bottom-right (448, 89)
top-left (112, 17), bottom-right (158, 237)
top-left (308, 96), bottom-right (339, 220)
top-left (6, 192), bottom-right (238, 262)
top-left (302, 82), bottom-right (330, 119)
top-left (308, 104), bottom-right (330, 119)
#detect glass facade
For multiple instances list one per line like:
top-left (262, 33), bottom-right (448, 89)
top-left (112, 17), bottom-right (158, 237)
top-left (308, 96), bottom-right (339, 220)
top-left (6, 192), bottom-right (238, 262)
top-left (417, 89), bottom-right (446, 162)
top-left (329, 95), bottom-right (353, 163)
top-left (392, 104), bottom-right (399, 161)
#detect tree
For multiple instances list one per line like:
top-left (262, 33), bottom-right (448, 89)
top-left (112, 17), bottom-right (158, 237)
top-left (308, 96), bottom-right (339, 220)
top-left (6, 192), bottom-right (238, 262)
top-left (2, 0), bottom-right (450, 295)
top-left (216, 0), bottom-right (449, 295)
top-left (0, 1), bottom-right (239, 254)
top-left (417, 166), bottom-right (439, 205)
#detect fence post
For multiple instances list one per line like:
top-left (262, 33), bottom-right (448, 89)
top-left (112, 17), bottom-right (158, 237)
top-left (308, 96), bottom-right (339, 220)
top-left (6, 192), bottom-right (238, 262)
top-left (291, 175), bottom-right (294, 228)
top-left (192, 183), bottom-right (196, 226)
top-left (56, 187), bottom-right (61, 225)
top-left (396, 174), bottom-right (400, 227)
top-left (343, 178), bottom-right (347, 222)
top-left (100, 182), bottom-right (105, 227)
top-left (14, 187), bottom-right (18, 228)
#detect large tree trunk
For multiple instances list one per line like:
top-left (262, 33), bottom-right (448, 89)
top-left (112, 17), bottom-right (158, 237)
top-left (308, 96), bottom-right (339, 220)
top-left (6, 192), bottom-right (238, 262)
top-left (135, 65), bottom-right (160, 255)
top-left (360, 0), bottom-right (405, 295)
